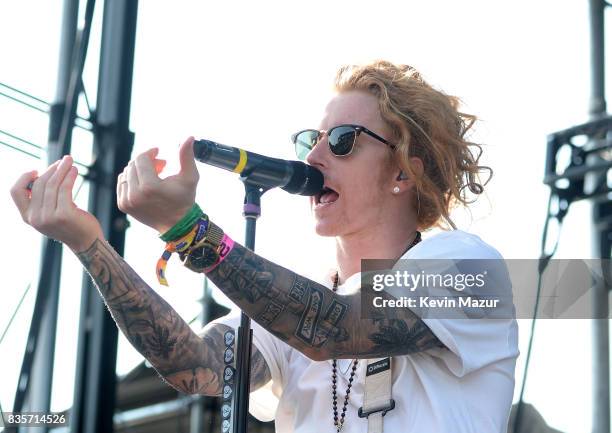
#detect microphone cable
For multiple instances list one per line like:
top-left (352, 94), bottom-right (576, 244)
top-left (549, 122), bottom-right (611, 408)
top-left (512, 190), bottom-right (567, 432)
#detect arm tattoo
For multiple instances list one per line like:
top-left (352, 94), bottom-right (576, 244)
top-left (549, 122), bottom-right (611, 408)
top-left (202, 242), bottom-right (446, 361)
top-left (75, 238), bottom-right (270, 395)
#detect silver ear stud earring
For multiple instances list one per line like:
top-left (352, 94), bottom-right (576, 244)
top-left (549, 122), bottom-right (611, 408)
top-left (392, 186), bottom-right (400, 194)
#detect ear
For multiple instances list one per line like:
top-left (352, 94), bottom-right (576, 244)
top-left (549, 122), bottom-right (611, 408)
top-left (410, 157), bottom-right (424, 178)
top-left (392, 157), bottom-right (424, 194)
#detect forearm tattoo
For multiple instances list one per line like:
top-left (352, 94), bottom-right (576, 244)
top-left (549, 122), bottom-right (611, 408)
top-left (75, 238), bottom-right (270, 395)
top-left (203, 242), bottom-right (446, 361)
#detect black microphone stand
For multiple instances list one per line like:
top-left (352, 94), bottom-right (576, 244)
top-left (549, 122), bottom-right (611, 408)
top-left (193, 138), bottom-right (323, 432)
top-left (230, 178), bottom-right (269, 433)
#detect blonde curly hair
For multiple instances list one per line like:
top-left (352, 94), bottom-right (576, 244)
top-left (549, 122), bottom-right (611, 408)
top-left (334, 60), bottom-right (491, 230)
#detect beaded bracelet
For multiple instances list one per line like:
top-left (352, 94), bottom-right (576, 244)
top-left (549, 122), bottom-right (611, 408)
top-left (159, 203), bottom-right (204, 242)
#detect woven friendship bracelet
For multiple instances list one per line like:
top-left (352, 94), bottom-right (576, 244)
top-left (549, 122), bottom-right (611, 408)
top-left (156, 216), bottom-right (209, 286)
top-left (159, 203), bottom-right (204, 242)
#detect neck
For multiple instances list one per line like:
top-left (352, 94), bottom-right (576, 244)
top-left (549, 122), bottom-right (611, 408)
top-left (335, 223), bottom-right (418, 285)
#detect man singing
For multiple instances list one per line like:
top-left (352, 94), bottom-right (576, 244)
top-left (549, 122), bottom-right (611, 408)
top-left (11, 60), bottom-right (518, 433)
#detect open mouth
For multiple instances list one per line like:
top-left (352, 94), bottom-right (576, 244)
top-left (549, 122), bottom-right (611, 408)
top-left (315, 186), bottom-right (340, 207)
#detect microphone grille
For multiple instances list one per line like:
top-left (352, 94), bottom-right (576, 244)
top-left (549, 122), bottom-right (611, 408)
top-left (282, 162), bottom-right (324, 196)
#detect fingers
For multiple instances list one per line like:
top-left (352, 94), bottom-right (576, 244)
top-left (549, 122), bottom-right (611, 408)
top-left (10, 170), bottom-right (38, 218)
top-left (116, 172), bottom-right (123, 200)
top-left (57, 165), bottom-right (79, 209)
top-left (134, 147), bottom-right (160, 185)
top-left (116, 141), bottom-right (192, 219)
top-left (117, 171), bottom-right (128, 210)
top-left (127, 160), bottom-right (139, 195)
top-left (154, 159), bottom-right (166, 175)
top-left (178, 136), bottom-right (199, 180)
top-left (117, 147), bottom-right (158, 211)
top-left (13, 156), bottom-right (73, 228)
top-left (118, 166), bottom-right (131, 208)
top-left (29, 159), bottom-right (62, 217)
top-left (43, 155), bottom-right (74, 212)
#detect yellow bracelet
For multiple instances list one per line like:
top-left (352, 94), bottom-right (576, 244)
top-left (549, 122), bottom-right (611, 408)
top-left (156, 218), bottom-right (207, 286)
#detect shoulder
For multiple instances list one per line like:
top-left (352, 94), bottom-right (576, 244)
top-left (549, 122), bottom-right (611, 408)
top-left (405, 229), bottom-right (503, 260)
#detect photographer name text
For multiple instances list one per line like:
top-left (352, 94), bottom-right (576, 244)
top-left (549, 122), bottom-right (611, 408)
top-left (373, 296), bottom-right (500, 309)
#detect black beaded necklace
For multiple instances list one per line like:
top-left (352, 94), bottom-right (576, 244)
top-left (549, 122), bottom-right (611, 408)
top-left (331, 271), bottom-right (358, 432)
top-left (330, 231), bottom-right (421, 432)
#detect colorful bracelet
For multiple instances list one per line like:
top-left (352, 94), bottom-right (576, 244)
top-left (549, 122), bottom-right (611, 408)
top-left (205, 233), bottom-right (235, 272)
top-left (157, 207), bottom-right (237, 284)
top-left (156, 216), bottom-right (209, 286)
top-left (159, 203), bottom-right (204, 242)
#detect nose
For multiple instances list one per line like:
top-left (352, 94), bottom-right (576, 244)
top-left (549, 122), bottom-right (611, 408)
top-left (305, 131), bottom-right (330, 168)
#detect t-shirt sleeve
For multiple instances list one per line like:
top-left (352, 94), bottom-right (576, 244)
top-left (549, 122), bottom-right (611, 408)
top-left (421, 316), bottom-right (518, 377)
top-left (210, 309), bottom-right (289, 421)
top-left (383, 230), bottom-right (519, 377)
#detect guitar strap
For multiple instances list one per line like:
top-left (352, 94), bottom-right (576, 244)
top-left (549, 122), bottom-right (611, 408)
top-left (359, 357), bottom-right (395, 433)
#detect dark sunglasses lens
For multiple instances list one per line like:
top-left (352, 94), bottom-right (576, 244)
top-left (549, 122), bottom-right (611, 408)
top-left (328, 126), bottom-right (356, 156)
top-left (294, 130), bottom-right (319, 160)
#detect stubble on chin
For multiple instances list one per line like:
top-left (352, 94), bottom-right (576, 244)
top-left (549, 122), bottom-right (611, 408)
top-left (313, 213), bottom-right (350, 238)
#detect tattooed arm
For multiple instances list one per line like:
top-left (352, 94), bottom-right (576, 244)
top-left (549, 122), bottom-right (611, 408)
top-left (8, 153), bottom-right (271, 395)
top-left (198, 242), bottom-right (445, 362)
top-left (75, 237), bottom-right (271, 395)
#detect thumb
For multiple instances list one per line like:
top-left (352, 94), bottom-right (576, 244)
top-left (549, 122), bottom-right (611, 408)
top-left (178, 136), bottom-right (198, 178)
top-left (10, 170), bottom-right (38, 217)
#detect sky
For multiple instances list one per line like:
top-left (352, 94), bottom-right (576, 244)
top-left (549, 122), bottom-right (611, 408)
top-left (0, 1), bottom-right (610, 432)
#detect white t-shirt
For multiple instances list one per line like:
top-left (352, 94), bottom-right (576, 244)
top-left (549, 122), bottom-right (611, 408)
top-left (213, 230), bottom-right (519, 433)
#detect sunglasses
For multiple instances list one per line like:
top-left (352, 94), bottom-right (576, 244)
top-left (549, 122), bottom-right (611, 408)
top-left (291, 124), bottom-right (395, 160)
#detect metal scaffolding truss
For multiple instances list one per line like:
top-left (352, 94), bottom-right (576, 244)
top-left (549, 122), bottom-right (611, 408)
top-left (7, 1), bottom-right (137, 432)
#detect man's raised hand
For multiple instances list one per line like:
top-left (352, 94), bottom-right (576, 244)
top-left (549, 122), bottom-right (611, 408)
top-left (10, 155), bottom-right (103, 252)
top-left (117, 136), bottom-right (200, 234)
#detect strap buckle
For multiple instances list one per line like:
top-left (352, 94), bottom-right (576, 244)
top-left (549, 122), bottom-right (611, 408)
top-left (357, 399), bottom-right (396, 418)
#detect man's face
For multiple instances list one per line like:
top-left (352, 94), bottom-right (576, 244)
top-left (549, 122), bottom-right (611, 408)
top-left (306, 90), bottom-right (396, 238)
